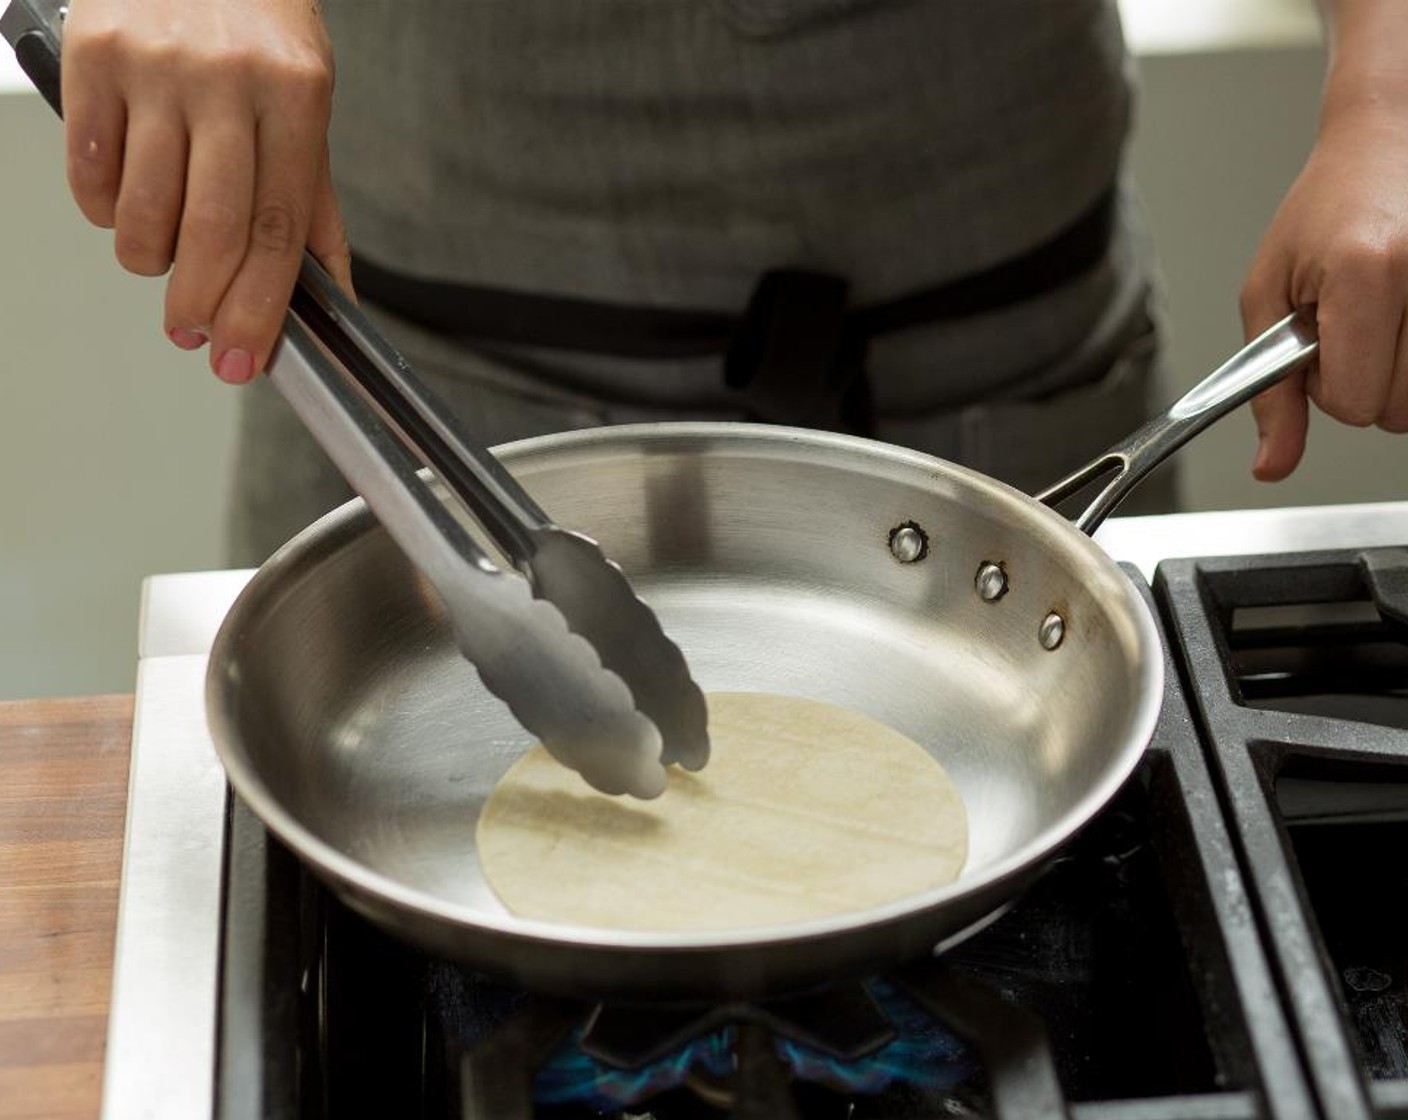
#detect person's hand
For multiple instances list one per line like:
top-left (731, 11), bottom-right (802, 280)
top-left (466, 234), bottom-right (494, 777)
top-left (61, 0), bottom-right (353, 384)
top-left (1240, 5), bottom-right (1408, 481)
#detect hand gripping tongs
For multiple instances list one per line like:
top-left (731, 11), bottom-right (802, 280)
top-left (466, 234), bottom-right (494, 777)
top-left (1, 0), bottom-right (709, 800)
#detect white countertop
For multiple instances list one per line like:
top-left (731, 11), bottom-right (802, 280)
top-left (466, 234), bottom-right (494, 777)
top-left (1093, 500), bottom-right (1408, 580)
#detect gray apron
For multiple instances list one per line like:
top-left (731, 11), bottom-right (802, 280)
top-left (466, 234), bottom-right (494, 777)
top-left (228, 0), bottom-right (1176, 566)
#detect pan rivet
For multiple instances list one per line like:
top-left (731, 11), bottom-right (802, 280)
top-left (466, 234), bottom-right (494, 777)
top-left (888, 523), bottom-right (928, 564)
top-left (1039, 611), bottom-right (1066, 651)
top-left (975, 561), bottom-right (1008, 602)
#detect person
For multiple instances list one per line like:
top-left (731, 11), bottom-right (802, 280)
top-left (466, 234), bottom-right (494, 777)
top-left (55, 1), bottom-right (1408, 566)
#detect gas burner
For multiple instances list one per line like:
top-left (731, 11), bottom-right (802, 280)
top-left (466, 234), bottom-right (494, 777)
top-left (454, 974), bottom-right (976, 1117)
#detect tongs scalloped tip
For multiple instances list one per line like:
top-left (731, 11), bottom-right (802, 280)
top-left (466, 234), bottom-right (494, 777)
top-left (452, 573), bottom-right (675, 800)
top-left (525, 529), bottom-right (712, 774)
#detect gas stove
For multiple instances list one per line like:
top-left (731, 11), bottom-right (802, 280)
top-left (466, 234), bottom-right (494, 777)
top-left (101, 504), bottom-right (1408, 1120)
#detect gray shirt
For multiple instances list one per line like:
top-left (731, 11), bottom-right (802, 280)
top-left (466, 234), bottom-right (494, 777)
top-left (230, 0), bottom-right (1175, 565)
top-left (322, 0), bottom-right (1145, 413)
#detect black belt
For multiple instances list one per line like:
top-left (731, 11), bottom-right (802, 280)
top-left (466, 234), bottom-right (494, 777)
top-left (350, 187), bottom-right (1116, 432)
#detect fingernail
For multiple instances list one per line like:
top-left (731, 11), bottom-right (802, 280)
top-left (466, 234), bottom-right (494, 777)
top-left (216, 348), bottom-right (255, 385)
top-left (167, 327), bottom-right (208, 351)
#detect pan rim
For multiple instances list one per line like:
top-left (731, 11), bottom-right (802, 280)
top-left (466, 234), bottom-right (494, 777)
top-left (206, 421), bottom-right (1164, 953)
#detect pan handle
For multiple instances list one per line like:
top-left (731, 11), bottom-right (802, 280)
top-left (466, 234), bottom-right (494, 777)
top-left (1036, 307), bottom-right (1320, 536)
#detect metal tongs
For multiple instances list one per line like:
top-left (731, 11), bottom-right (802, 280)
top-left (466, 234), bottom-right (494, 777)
top-left (3, 0), bottom-right (708, 799)
top-left (277, 265), bottom-right (709, 799)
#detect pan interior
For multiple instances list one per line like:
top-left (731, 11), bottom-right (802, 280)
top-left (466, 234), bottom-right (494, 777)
top-left (213, 426), bottom-right (1154, 936)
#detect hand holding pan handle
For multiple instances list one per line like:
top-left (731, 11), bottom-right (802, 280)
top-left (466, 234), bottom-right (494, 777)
top-left (1037, 307), bottom-right (1320, 535)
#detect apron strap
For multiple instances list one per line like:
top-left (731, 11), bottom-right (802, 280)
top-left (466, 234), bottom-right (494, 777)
top-left (349, 186), bottom-right (1116, 432)
top-left (724, 268), bottom-right (867, 430)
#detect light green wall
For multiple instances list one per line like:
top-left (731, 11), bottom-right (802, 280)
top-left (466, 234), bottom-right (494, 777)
top-left (0, 94), bottom-right (238, 699)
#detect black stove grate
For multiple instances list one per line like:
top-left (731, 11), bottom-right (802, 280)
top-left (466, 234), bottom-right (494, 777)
top-left (1156, 546), bottom-right (1408, 1120)
top-left (213, 570), bottom-right (1313, 1119)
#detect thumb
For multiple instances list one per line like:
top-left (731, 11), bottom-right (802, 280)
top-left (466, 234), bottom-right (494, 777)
top-left (1240, 268), bottom-right (1307, 483)
top-left (1249, 369), bottom-right (1310, 481)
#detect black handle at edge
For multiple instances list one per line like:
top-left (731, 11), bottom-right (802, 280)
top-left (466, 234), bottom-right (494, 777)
top-left (14, 28), bottom-right (61, 117)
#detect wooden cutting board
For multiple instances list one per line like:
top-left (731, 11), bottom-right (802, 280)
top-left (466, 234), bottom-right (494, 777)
top-left (0, 695), bottom-right (132, 1120)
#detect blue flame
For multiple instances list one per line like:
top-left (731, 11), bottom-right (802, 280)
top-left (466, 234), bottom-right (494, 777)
top-left (778, 979), bottom-right (974, 1094)
top-left (534, 1024), bottom-right (732, 1108)
top-left (532, 980), bottom-right (974, 1108)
